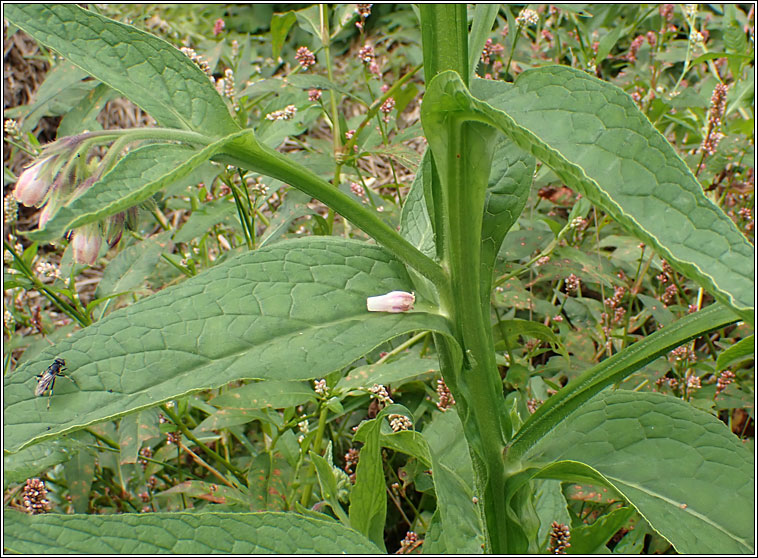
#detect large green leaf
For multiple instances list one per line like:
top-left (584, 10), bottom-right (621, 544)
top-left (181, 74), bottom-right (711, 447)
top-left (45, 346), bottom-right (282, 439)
top-left (3, 436), bottom-right (90, 489)
top-left (3, 510), bottom-right (382, 554)
top-left (399, 151), bottom-right (436, 259)
top-left (526, 390), bottom-right (754, 554)
top-left (4, 237), bottom-right (455, 453)
top-left (95, 232), bottom-right (172, 302)
top-left (423, 410), bottom-right (485, 554)
top-left (5, 4), bottom-right (238, 136)
top-left (508, 303), bottom-right (740, 461)
top-left (425, 69), bottom-right (754, 322)
top-left (336, 349), bottom-right (438, 391)
top-left (480, 137), bottom-right (534, 306)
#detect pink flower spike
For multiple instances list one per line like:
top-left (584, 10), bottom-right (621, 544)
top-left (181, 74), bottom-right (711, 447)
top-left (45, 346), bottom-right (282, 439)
top-left (13, 158), bottom-right (53, 207)
top-left (366, 291), bottom-right (415, 313)
top-left (213, 18), bottom-right (225, 36)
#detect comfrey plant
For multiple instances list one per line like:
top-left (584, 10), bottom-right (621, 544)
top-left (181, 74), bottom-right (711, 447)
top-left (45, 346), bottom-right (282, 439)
top-left (4, 5), bottom-right (754, 554)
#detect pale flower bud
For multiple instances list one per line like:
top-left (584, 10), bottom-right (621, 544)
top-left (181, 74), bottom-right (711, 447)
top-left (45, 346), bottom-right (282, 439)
top-left (37, 203), bottom-right (55, 228)
top-left (13, 158), bottom-right (53, 207)
top-left (71, 226), bottom-right (102, 265)
top-left (366, 291), bottom-right (415, 313)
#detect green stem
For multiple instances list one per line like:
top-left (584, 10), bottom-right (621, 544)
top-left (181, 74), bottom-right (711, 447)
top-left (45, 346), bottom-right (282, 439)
top-left (299, 404), bottom-right (330, 507)
top-left (420, 5), bottom-right (509, 552)
top-left (227, 175), bottom-right (254, 250)
top-left (342, 63), bottom-right (424, 157)
top-left (161, 404), bottom-right (247, 486)
top-left (218, 139), bottom-right (449, 297)
top-left (4, 241), bottom-right (91, 327)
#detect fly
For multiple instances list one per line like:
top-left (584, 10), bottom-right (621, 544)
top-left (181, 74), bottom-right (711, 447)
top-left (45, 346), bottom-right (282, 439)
top-left (35, 358), bottom-right (76, 409)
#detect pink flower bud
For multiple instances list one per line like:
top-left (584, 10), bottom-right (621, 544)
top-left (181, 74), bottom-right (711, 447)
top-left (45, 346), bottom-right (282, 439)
top-left (13, 158), bottom-right (53, 206)
top-left (366, 291), bottom-right (415, 313)
top-left (38, 203), bottom-right (55, 228)
top-left (71, 226), bottom-right (102, 265)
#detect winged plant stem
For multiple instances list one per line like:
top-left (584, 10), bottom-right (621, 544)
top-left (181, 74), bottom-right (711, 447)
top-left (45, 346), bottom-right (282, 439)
top-left (419, 5), bottom-right (509, 553)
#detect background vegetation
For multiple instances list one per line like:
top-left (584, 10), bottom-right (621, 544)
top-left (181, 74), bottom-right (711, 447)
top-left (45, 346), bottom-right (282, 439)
top-left (3, 4), bottom-right (754, 554)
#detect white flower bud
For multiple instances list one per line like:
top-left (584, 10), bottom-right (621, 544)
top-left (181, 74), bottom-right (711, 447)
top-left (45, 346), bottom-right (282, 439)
top-left (71, 226), bottom-right (102, 265)
top-left (366, 291), bottom-right (415, 313)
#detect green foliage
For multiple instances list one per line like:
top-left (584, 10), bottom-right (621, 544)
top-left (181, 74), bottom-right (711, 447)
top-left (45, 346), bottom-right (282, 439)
top-left (3, 3), bottom-right (753, 555)
top-left (4, 510), bottom-right (382, 553)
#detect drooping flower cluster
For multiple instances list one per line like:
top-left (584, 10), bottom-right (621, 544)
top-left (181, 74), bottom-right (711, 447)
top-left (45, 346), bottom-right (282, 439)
top-left (10, 134), bottom-right (128, 265)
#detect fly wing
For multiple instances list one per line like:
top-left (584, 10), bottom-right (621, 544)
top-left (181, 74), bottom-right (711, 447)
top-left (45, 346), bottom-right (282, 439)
top-left (34, 373), bottom-right (52, 396)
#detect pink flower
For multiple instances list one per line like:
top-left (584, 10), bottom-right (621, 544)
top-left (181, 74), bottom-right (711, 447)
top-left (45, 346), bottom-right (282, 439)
top-left (213, 18), bottom-right (225, 36)
top-left (38, 203), bottom-right (56, 228)
top-left (71, 226), bottom-right (102, 265)
top-left (366, 291), bottom-right (415, 313)
top-left (13, 158), bottom-right (53, 206)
